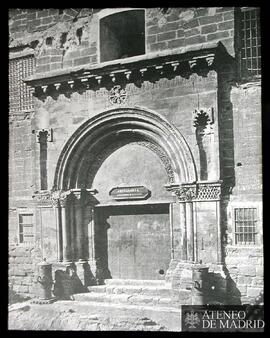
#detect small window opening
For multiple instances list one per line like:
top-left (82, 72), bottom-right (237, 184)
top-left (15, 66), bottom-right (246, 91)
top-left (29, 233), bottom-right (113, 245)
top-left (60, 32), bottom-right (68, 48)
top-left (100, 10), bottom-right (145, 62)
top-left (46, 37), bottom-right (53, 46)
top-left (30, 40), bottom-right (39, 49)
top-left (18, 213), bottom-right (34, 244)
top-left (76, 27), bottom-right (83, 45)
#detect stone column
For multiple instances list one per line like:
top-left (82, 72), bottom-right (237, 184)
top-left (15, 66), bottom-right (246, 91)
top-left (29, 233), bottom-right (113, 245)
top-left (51, 194), bottom-right (62, 262)
top-left (59, 191), bottom-right (72, 263)
top-left (72, 189), bottom-right (87, 262)
top-left (186, 201), bottom-right (194, 261)
top-left (174, 183), bottom-right (197, 263)
top-left (179, 202), bottom-right (187, 261)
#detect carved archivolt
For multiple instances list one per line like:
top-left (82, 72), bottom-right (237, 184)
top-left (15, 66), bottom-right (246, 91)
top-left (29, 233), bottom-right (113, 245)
top-left (136, 141), bottom-right (175, 183)
top-left (86, 139), bottom-right (176, 186)
top-left (54, 107), bottom-right (197, 189)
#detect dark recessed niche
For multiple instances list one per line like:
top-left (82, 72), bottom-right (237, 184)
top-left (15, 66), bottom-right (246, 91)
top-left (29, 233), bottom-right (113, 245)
top-left (60, 32), bottom-right (68, 48)
top-left (46, 37), bottom-right (53, 46)
top-left (100, 10), bottom-right (145, 63)
top-left (76, 27), bottom-right (83, 45)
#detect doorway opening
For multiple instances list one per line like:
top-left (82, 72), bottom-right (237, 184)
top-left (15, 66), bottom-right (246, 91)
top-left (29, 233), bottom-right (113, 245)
top-left (94, 203), bottom-right (171, 280)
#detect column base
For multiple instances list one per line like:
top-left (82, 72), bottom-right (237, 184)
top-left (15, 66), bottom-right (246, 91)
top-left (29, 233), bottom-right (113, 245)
top-left (75, 260), bottom-right (97, 287)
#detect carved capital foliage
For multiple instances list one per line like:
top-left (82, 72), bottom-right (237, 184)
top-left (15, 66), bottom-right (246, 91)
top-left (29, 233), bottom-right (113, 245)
top-left (193, 107), bottom-right (214, 134)
top-left (166, 181), bottom-right (222, 201)
top-left (51, 190), bottom-right (61, 207)
top-left (175, 184), bottom-right (197, 202)
top-left (34, 128), bottom-right (53, 143)
top-left (58, 190), bottom-right (72, 207)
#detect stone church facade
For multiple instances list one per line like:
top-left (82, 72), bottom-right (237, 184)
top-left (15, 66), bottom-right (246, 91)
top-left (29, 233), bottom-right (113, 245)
top-left (9, 8), bottom-right (262, 307)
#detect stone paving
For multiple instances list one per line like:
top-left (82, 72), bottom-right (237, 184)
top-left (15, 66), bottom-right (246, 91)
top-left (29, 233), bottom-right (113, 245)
top-left (8, 300), bottom-right (181, 331)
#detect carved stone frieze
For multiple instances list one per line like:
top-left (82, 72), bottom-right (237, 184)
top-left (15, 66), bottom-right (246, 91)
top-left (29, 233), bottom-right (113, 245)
top-left (166, 181), bottom-right (222, 201)
top-left (197, 182), bottom-right (221, 200)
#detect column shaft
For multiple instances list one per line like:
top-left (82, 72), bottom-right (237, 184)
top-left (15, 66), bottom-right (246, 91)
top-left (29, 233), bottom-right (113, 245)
top-left (179, 202), bottom-right (187, 261)
top-left (75, 203), bottom-right (84, 260)
top-left (186, 201), bottom-right (194, 261)
top-left (61, 205), bottom-right (72, 262)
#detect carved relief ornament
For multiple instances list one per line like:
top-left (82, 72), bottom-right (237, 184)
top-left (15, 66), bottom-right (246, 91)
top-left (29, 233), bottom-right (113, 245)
top-left (166, 181), bottom-right (222, 201)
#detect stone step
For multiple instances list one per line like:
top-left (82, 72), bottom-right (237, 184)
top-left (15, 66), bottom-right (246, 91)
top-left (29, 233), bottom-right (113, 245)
top-left (73, 292), bottom-right (181, 308)
top-left (88, 285), bottom-right (172, 297)
top-left (104, 279), bottom-right (168, 287)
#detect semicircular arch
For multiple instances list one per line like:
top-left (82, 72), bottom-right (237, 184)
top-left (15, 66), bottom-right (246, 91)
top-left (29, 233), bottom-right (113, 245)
top-left (53, 107), bottom-right (197, 190)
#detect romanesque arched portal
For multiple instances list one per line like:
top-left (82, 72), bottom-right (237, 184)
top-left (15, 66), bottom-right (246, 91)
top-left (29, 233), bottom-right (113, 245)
top-left (50, 107), bottom-right (223, 282)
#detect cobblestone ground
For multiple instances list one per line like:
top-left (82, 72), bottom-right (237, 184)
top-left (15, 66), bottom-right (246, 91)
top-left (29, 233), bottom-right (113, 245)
top-left (8, 301), bottom-right (179, 331)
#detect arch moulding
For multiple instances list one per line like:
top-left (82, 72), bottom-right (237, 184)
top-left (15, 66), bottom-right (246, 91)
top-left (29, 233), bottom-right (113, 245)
top-left (53, 106), bottom-right (197, 191)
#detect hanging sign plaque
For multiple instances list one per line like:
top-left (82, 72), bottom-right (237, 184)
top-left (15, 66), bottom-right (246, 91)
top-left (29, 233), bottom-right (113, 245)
top-left (109, 186), bottom-right (150, 201)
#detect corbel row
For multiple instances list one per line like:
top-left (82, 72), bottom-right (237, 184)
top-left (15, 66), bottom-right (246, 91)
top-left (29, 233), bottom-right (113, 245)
top-left (29, 53), bottom-right (216, 97)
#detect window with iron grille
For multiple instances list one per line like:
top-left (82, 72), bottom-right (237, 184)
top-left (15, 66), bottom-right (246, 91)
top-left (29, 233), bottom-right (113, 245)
top-left (234, 208), bottom-right (257, 245)
top-left (9, 55), bottom-right (35, 114)
top-left (18, 213), bottom-right (34, 244)
top-left (239, 8), bottom-right (261, 77)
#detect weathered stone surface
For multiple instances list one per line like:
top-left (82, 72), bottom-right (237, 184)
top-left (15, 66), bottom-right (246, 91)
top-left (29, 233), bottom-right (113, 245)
top-left (238, 265), bottom-right (256, 277)
top-left (8, 300), bottom-right (181, 331)
top-left (247, 287), bottom-right (262, 299)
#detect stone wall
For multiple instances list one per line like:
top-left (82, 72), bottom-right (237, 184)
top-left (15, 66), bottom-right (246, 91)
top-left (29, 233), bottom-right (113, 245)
top-left (9, 245), bottom-right (42, 299)
top-left (9, 8), bottom-right (235, 74)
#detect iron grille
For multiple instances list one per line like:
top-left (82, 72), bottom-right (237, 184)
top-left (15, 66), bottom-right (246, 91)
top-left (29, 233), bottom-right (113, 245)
top-left (240, 8), bottom-right (261, 76)
top-left (9, 55), bottom-right (35, 113)
top-left (18, 213), bottom-right (34, 244)
top-left (234, 208), bottom-right (257, 245)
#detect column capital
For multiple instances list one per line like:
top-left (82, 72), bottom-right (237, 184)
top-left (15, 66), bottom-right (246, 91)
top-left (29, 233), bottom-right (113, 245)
top-left (165, 183), bottom-right (197, 202)
top-left (71, 188), bottom-right (98, 206)
top-left (58, 190), bottom-right (72, 207)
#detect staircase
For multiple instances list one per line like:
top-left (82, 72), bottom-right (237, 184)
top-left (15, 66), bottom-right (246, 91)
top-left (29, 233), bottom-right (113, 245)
top-left (72, 279), bottom-right (190, 331)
